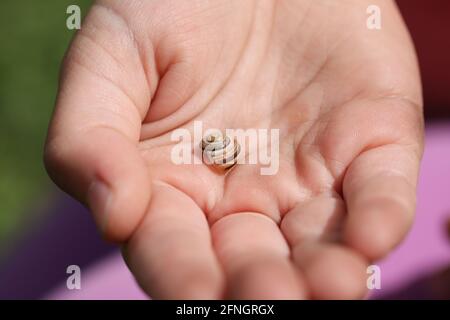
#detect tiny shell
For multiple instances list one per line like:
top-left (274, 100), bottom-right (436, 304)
top-left (200, 132), bottom-right (240, 170)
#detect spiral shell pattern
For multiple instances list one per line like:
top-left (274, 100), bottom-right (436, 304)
top-left (200, 132), bottom-right (241, 170)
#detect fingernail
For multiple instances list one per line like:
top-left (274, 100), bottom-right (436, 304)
top-left (87, 179), bottom-right (111, 235)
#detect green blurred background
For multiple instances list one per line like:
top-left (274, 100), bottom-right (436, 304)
top-left (0, 0), bottom-right (91, 245)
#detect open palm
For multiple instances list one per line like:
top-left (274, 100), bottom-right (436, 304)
top-left (45, 0), bottom-right (423, 299)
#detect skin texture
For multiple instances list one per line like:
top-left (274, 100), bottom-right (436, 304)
top-left (45, 0), bottom-right (424, 299)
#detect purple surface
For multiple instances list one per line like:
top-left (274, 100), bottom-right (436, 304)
top-left (46, 253), bottom-right (146, 300)
top-left (0, 193), bottom-right (115, 299)
top-left (45, 123), bottom-right (450, 300)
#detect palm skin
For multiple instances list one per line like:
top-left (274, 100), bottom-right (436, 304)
top-left (45, 0), bottom-right (423, 299)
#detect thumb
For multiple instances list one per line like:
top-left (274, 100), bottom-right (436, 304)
top-left (45, 6), bottom-right (155, 242)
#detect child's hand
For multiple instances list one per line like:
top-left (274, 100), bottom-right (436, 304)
top-left (45, 0), bottom-right (423, 299)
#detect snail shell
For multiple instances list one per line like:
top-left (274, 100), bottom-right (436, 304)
top-left (200, 132), bottom-right (241, 170)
